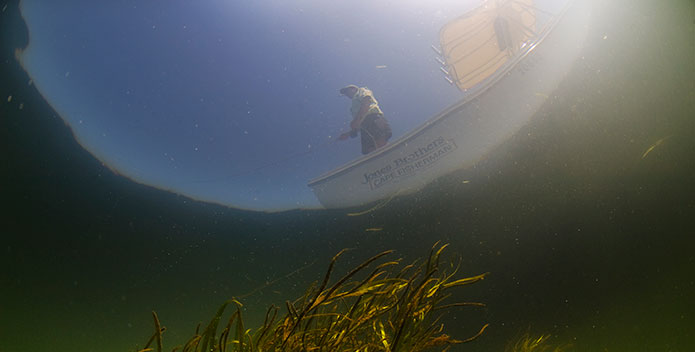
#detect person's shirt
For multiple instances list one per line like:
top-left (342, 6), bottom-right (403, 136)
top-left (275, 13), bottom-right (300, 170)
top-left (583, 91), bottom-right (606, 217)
top-left (350, 87), bottom-right (383, 120)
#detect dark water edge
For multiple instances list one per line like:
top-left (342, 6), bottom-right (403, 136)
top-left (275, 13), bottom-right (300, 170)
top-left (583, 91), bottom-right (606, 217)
top-left (2, 0), bottom-right (694, 351)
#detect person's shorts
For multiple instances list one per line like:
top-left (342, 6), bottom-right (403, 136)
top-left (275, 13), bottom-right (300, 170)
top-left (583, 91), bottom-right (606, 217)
top-left (360, 113), bottom-right (392, 154)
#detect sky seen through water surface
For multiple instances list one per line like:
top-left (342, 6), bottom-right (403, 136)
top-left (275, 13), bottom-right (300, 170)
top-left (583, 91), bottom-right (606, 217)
top-left (16, 0), bottom-right (505, 211)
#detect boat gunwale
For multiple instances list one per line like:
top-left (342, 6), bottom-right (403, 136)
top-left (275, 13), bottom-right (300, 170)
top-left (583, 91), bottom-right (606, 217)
top-left (308, 2), bottom-right (571, 188)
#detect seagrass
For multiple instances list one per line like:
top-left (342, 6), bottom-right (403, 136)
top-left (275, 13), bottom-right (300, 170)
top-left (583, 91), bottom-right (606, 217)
top-left (138, 242), bottom-right (489, 352)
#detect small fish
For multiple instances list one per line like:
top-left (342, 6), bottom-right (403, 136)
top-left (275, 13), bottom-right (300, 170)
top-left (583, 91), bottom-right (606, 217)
top-left (375, 65), bottom-right (387, 69)
top-left (461, 180), bottom-right (470, 184)
top-left (365, 227), bottom-right (383, 232)
top-left (535, 92), bottom-right (549, 99)
top-left (641, 135), bottom-right (671, 159)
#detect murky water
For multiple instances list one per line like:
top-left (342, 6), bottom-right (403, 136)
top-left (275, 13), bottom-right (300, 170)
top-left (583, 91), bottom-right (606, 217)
top-left (2, 0), bottom-right (694, 351)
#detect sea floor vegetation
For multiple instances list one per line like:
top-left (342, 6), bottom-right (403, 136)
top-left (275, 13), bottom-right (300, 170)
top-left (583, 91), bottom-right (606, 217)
top-left (504, 333), bottom-right (571, 352)
top-left (137, 242), bottom-right (490, 352)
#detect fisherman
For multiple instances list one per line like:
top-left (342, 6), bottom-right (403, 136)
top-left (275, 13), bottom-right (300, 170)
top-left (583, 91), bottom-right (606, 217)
top-left (337, 85), bottom-right (392, 155)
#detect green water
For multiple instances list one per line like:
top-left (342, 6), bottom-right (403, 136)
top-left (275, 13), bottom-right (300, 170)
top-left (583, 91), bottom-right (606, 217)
top-left (2, 0), bottom-right (694, 351)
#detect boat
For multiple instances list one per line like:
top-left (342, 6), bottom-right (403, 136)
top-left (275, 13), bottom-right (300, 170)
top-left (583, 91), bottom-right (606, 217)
top-left (308, 0), bottom-right (590, 209)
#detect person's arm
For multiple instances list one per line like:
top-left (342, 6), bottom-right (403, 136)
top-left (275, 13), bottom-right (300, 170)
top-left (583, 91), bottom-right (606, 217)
top-left (338, 131), bottom-right (353, 140)
top-left (338, 128), bottom-right (359, 140)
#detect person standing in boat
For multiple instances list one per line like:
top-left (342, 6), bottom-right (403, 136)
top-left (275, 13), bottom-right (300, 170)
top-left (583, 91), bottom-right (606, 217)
top-left (337, 85), bottom-right (392, 155)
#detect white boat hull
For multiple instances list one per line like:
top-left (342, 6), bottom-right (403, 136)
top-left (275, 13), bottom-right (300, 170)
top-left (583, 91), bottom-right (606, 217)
top-left (308, 1), bottom-right (590, 209)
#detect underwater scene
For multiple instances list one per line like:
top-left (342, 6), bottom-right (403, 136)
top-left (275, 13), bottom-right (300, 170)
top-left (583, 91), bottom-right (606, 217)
top-left (1, 0), bottom-right (694, 351)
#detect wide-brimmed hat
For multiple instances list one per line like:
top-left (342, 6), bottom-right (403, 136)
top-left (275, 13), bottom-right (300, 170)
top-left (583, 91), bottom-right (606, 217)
top-left (339, 84), bottom-right (358, 95)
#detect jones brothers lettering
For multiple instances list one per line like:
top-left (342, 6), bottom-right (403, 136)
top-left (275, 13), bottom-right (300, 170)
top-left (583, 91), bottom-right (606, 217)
top-left (362, 137), bottom-right (457, 190)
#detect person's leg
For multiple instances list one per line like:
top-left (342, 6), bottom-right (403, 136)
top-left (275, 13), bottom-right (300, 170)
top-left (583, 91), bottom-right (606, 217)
top-left (373, 116), bottom-right (391, 148)
top-left (361, 114), bottom-right (390, 154)
top-left (360, 128), bottom-right (376, 154)
top-left (361, 140), bottom-right (375, 154)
